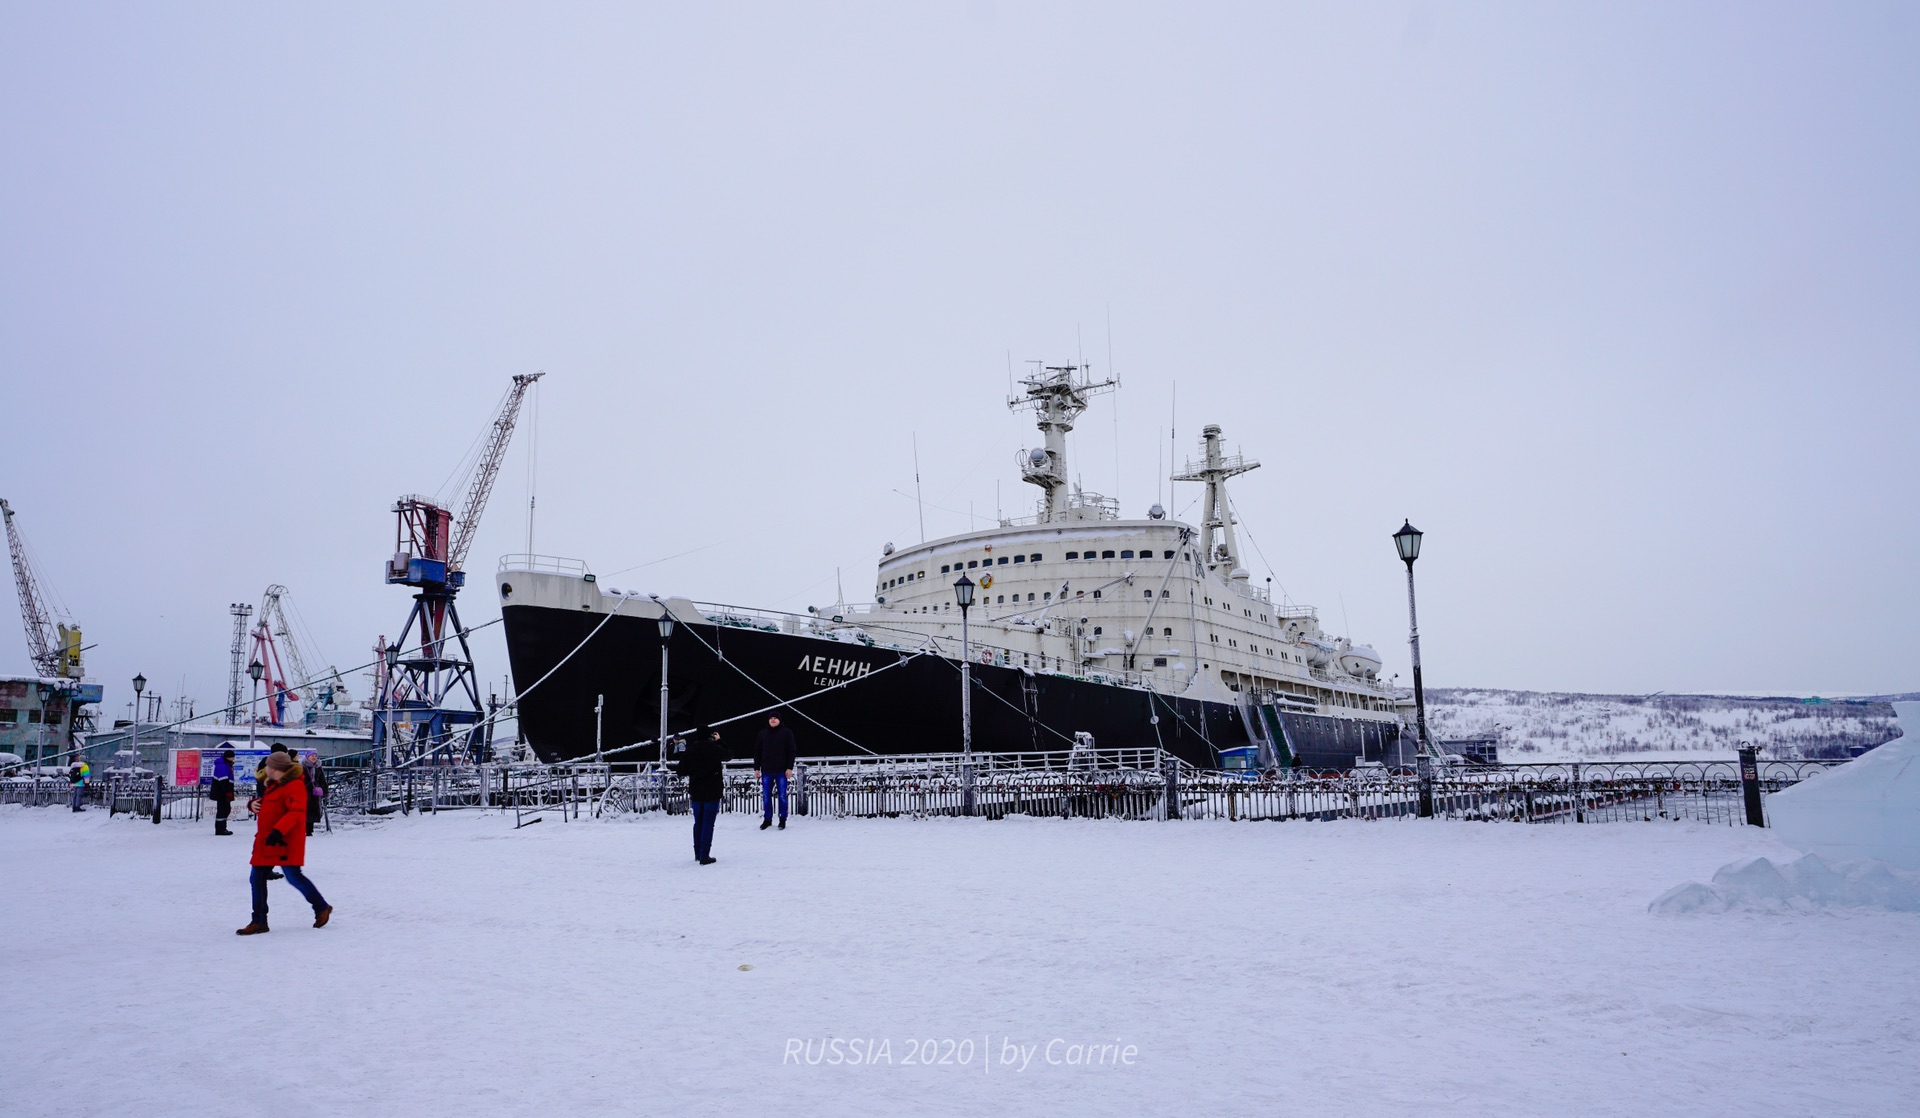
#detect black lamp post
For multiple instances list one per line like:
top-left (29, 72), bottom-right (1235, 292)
top-left (953, 573), bottom-right (976, 815)
top-left (247, 660), bottom-right (264, 751)
top-left (1393, 520), bottom-right (1435, 817)
top-left (36, 681), bottom-right (56, 764)
top-left (381, 643), bottom-right (399, 766)
top-left (131, 673), bottom-right (147, 769)
top-left (656, 611), bottom-right (674, 810)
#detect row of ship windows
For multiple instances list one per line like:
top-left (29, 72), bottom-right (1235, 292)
top-left (0, 708), bottom-right (62, 724)
top-left (1205, 635), bottom-right (1302, 659)
top-left (944, 554), bottom-right (1044, 573)
top-left (887, 548), bottom-right (1185, 590)
top-left (890, 586), bottom-right (1164, 607)
top-left (1064, 549), bottom-right (1180, 561)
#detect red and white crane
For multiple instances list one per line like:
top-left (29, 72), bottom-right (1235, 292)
top-left (374, 372), bottom-right (544, 763)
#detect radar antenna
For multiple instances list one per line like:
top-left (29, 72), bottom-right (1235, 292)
top-left (1008, 363), bottom-right (1117, 523)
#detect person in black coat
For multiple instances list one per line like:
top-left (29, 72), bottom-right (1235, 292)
top-left (674, 727), bottom-right (726, 865)
top-left (209, 748), bottom-right (237, 835)
top-left (753, 714), bottom-right (798, 830)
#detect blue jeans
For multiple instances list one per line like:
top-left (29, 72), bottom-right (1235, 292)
top-left (70, 785), bottom-right (85, 811)
top-left (761, 772), bottom-right (788, 821)
top-left (691, 800), bottom-right (719, 860)
top-left (250, 864), bottom-right (327, 924)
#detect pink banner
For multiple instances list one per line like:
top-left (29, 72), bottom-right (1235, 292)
top-left (172, 749), bottom-right (202, 787)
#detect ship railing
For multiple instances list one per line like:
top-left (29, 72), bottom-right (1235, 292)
top-left (689, 603), bottom-right (1163, 688)
top-left (497, 554), bottom-right (591, 577)
top-left (996, 492), bottom-right (1121, 527)
top-left (694, 601), bottom-right (860, 638)
top-left (1305, 666), bottom-right (1392, 694)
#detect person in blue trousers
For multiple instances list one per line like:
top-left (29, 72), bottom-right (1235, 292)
top-left (67, 758), bottom-right (89, 812)
top-left (674, 726), bottom-right (726, 865)
top-left (753, 714), bottom-right (797, 830)
top-left (209, 748), bottom-right (236, 835)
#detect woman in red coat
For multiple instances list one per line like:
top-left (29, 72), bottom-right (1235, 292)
top-left (236, 753), bottom-right (332, 935)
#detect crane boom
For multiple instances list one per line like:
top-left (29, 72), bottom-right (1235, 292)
top-left (259, 585), bottom-right (311, 701)
top-left (449, 371), bottom-right (543, 573)
top-left (3, 498), bottom-right (63, 678)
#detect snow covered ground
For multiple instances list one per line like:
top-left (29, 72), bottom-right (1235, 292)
top-left (4, 805), bottom-right (1916, 1116)
top-left (1429, 688), bottom-right (1902, 761)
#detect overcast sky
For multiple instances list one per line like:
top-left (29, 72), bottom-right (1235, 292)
top-left (2, 2), bottom-right (1915, 725)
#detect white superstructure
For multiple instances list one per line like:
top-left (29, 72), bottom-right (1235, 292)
top-left (526, 365), bottom-right (1404, 725)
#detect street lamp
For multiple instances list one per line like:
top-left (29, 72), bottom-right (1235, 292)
top-left (1393, 520), bottom-right (1434, 818)
top-left (35, 682), bottom-right (55, 766)
top-left (247, 660), bottom-right (265, 752)
top-left (656, 611), bottom-right (674, 810)
top-left (131, 673), bottom-right (147, 770)
top-left (953, 574), bottom-right (976, 816)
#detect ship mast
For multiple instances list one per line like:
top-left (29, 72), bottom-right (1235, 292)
top-left (1008, 364), bottom-right (1116, 523)
top-left (1172, 424), bottom-right (1259, 578)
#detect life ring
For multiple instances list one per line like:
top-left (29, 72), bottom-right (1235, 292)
top-left (980, 573), bottom-right (994, 589)
top-left (979, 650), bottom-right (994, 665)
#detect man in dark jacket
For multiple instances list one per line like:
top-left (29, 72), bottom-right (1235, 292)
top-left (753, 715), bottom-right (797, 830)
top-left (674, 727), bottom-right (726, 864)
top-left (210, 748), bottom-right (236, 835)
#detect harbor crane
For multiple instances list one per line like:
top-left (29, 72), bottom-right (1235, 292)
top-left (233, 584), bottom-right (352, 728)
top-left (2, 498), bottom-right (81, 680)
top-left (4, 498), bottom-right (103, 757)
top-left (374, 372), bottom-right (543, 764)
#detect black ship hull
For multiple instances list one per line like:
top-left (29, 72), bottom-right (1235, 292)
top-left (502, 604), bottom-right (1404, 771)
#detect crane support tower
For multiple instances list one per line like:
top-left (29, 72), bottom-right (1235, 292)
top-left (374, 372), bottom-right (543, 765)
top-left (225, 603), bottom-right (254, 725)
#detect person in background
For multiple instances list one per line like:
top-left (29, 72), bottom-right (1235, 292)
top-left (753, 714), bottom-right (797, 831)
top-left (301, 751), bottom-right (326, 837)
top-left (210, 748), bottom-right (236, 836)
top-left (253, 743), bottom-right (290, 786)
top-left (236, 752), bottom-right (331, 936)
top-left (674, 726), bottom-right (726, 865)
top-left (67, 756), bottom-right (89, 812)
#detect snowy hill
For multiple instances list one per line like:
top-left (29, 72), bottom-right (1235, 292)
top-left (1427, 689), bottom-right (1903, 761)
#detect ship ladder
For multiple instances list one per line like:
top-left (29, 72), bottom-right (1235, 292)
top-left (1020, 672), bottom-right (1041, 752)
top-left (1258, 705), bottom-right (1295, 770)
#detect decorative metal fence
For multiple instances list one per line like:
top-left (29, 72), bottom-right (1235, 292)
top-left (5, 752), bottom-right (1847, 828)
top-left (0, 771), bottom-right (205, 821)
top-left (1177, 758), bottom-right (1842, 825)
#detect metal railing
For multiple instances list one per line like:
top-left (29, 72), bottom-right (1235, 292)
top-left (0, 772), bottom-right (206, 821)
top-left (497, 554), bottom-right (591, 577)
top-left (4, 752), bottom-right (1848, 829)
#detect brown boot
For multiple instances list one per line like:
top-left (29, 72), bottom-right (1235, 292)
top-left (312, 906), bottom-right (332, 928)
top-left (235, 921), bottom-right (269, 936)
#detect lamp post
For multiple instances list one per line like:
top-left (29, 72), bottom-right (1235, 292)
top-left (247, 660), bottom-right (264, 752)
top-left (131, 673), bottom-right (147, 770)
top-left (656, 611), bottom-right (674, 811)
top-left (383, 643), bottom-right (399, 767)
top-left (953, 573), bottom-right (976, 816)
top-left (35, 682), bottom-right (55, 766)
top-left (1393, 520), bottom-right (1434, 818)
